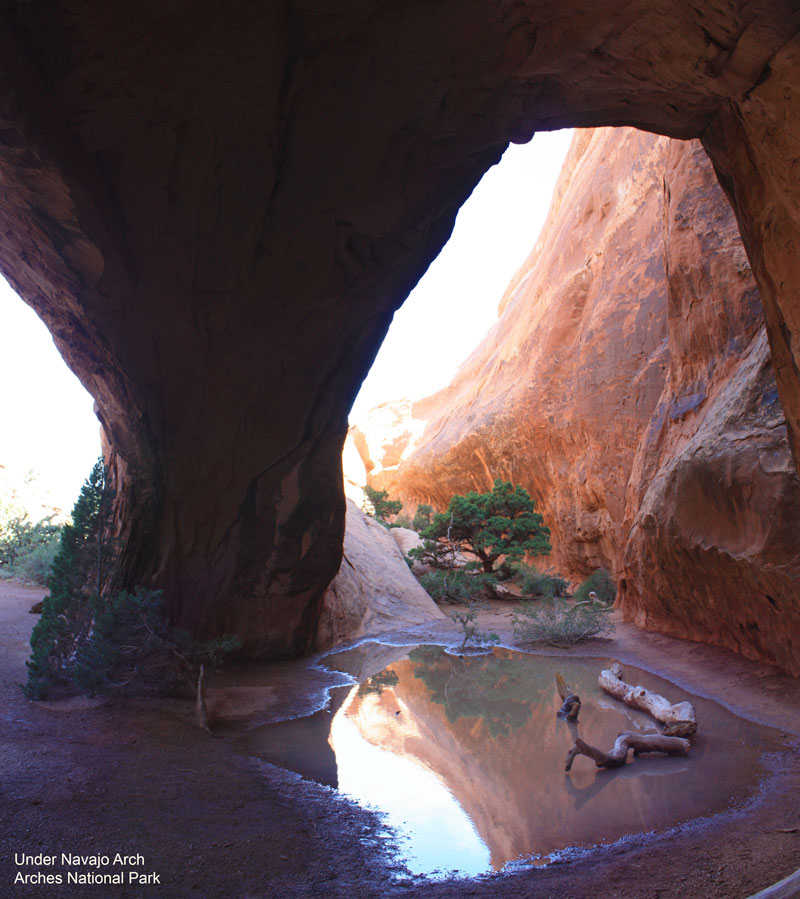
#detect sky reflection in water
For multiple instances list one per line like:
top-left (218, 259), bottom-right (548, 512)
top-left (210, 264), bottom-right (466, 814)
top-left (242, 645), bottom-right (779, 876)
top-left (331, 699), bottom-right (489, 876)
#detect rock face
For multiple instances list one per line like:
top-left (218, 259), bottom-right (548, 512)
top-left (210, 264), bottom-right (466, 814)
top-left (347, 398), bottom-right (435, 503)
top-left (348, 401), bottom-right (426, 492)
top-left (356, 129), bottom-right (678, 576)
top-left (364, 128), bottom-right (800, 675)
top-left (620, 140), bottom-right (800, 672)
top-left (314, 501), bottom-right (444, 651)
top-left (0, 3), bottom-right (799, 656)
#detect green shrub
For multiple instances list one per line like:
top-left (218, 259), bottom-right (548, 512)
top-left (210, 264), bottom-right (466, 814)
top-left (407, 535), bottom-right (460, 570)
top-left (73, 587), bottom-right (241, 696)
top-left (391, 514), bottom-right (413, 530)
top-left (519, 567), bottom-right (569, 598)
top-left (412, 504), bottom-right (433, 532)
top-left (24, 460), bottom-right (111, 699)
top-left (72, 588), bottom-right (175, 695)
top-left (574, 568), bottom-right (616, 604)
top-left (0, 509), bottom-right (60, 565)
top-left (5, 538), bottom-right (61, 585)
top-left (512, 598), bottom-right (614, 647)
top-left (418, 568), bottom-right (496, 604)
top-left (0, 499), bottom-right (62, 584)
top-left (362, 485), bottom-right (402, 526)
top-left (493, 559), bottom-right (518, 581)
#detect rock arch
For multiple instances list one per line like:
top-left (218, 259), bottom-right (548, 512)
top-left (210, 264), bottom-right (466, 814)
top-left (0, 1), bottom-right (798, 655)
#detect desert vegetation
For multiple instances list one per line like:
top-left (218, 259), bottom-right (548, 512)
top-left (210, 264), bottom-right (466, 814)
top-left (449, 601), bottom-right (500, 651)
top-left (573, 567), bottom-right (616, 604)
top-left (512, 596), bottom-right (614, 647)
top-left (418, 567), bottom-right (497, 604)
top-left (24, 459), bottom-right (240, 701)
top-left (361, 485), bottom-right (402, 527)
top-left (383, 477), bottom-right (617, 647)
top-left (515, 565), bottom-right (569, 599)
top-left (0, 475), bottom-right (62, 585)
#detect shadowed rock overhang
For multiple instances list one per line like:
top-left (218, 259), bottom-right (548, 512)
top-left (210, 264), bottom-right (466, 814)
top-left (0, 1), bottom-right (799, 657)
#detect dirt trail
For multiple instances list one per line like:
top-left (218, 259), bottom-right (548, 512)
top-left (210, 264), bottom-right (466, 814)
top-left (1, 581), bottom-right (799, 898)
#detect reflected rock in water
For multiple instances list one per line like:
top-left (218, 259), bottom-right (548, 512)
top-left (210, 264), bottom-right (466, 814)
top-left (242, 644), bottom-right (779, 875)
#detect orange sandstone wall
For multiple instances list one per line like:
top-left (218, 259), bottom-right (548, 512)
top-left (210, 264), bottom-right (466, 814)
top-left (353, 128), bottom-right (800, 675)
top-left (619, 140), bottom-right (800, 669)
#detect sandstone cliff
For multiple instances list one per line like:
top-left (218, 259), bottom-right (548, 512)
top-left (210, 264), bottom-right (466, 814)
top-left (353, 128), bottom-right (800, 675)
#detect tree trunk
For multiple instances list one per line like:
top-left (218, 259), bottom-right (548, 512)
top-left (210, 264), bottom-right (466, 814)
top-left (748, 867), bottom-right (800, 899)
top-left (565, 731), bottom-right (691, 771)
top-left (556, 670), bottom-right (581, 720)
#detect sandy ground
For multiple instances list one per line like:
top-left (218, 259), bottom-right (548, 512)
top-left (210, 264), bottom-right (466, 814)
top-left (1, 580), bottom-right (799, 898)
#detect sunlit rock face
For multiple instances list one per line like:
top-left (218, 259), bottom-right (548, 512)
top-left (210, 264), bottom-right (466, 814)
top-left (364, 128), bottom-right (800, 675)
top-left (0, 2), bottom-right (799, 656)
top-left (355, 128), bottom-right (676, 574)
top-left (348, 400), bottom-right (428, 500)
top-left (314, 500), bottom-right (445, 651)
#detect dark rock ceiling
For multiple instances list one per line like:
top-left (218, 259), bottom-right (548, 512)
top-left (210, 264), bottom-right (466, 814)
top-left (0, 1), bottom-right (798, 656)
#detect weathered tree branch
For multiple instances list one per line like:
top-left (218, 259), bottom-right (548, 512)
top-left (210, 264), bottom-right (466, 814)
top-left (598, 662), bottom-right (697, 736)
top-left (556, 671), bottom-right (581, 721)
top-left (558, 694), bottom-right (581, 720)
top-left (565, 731), bottom-right (691, 771)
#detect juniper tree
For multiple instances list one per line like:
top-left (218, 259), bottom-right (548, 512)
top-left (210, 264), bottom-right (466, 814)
top-left (24, 459), bottom-right (113, 698)
top-left (362, 485), bottom-right (402, 525)
top-left (410, 479), bottom-right (550, 574)
top-left (24, 458), bottom-right (241, 702)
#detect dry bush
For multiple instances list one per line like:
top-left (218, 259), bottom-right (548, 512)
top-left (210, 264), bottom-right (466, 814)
top-left (512, 598), bottom-right (614, 647)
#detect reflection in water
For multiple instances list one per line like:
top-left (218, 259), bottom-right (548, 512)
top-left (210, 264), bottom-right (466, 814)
top-left (331, 695), bottom-right (490, 876)
top-left (241, 645), bottom-right (779, 876)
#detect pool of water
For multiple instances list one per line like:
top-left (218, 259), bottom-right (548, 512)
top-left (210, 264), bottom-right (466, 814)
top-left (238, 643), bottom-right (781, 876)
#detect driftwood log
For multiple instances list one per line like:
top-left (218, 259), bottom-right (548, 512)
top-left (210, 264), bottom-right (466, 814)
top-left (556, 672), bottom-right (581, 721)
top-left (565, 731), bottom-right (691, 771)
top-left (598, 662), bottom-right (697, 737)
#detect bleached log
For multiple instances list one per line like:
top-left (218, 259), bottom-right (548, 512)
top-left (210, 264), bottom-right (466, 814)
top-left (565, 731), bottom-right (691, 771)
top-left (598, 662), bottom-right (697, 736)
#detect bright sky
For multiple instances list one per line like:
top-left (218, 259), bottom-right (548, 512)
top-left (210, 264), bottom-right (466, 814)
top-left (0, 128), bottom-right (572, 512)
top-left (350, 128), bottom-right (573, 420)
top-left (330, 686), bottom-right (491, 877)
top-left (0, 281), bottom-right (101, 512)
